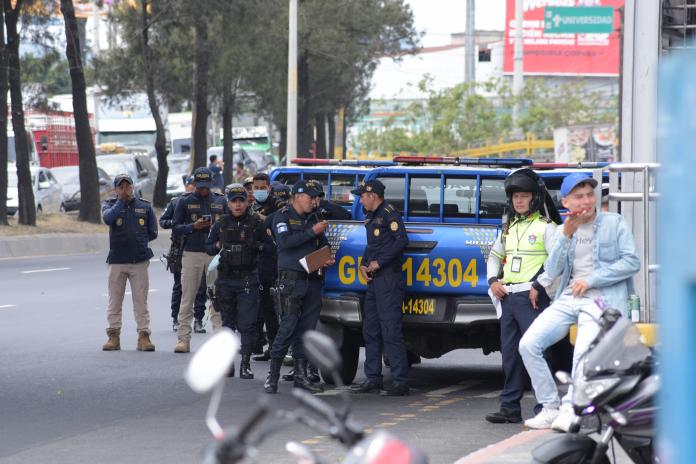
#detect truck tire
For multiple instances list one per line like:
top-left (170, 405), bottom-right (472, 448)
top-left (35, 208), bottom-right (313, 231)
top-left (321, 329), bottom-right (360, 385)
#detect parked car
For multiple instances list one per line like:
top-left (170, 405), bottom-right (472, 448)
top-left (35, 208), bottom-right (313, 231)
top-left (166, 154), bottom-right (192, 199)
top-left (6, 165), bottom-right (64, 216)
top-left (96, 153), bottom-right (157, 201)
top-left (51, 165), bottom-right (112, 212)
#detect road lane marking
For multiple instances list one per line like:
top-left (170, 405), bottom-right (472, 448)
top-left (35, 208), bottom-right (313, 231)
top-left (424, 380), bottom-right (482, 397)
top-left (21, 267), bottom-right (71, 274)
top-left (473, 390), bottom-right (502, 399)
top-left (0, 304), bottom-right (17, 310)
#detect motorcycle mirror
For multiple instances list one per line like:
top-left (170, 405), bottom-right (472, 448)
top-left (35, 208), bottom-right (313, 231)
top-left (555, 371), bottom-right (572, 385)
top-left (185, 328), bottom-right (240, 394)
top-left (303, 330), bottom-right (342, 373)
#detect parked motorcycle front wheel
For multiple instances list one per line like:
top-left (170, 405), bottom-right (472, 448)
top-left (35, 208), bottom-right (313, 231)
top-left (531, 434), bottom-right (610, 464)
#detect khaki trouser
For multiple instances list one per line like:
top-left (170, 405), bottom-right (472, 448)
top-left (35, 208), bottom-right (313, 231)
top-left (207, 267), bottom-right (223, 332)
top-left (177, 251), bottom-right (213, 341)
top-left (107, 261), bottom-right (150, 332)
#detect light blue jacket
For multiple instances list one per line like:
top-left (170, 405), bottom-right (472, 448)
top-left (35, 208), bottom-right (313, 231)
top-left (545, 212), bottom-right (640, 315)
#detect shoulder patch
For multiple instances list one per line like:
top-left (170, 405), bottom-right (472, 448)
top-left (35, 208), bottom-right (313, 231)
top-left (276, 222), bottom-right (288, 234)
top-left (539, 216), bottom-right (552, 223)
top-left (390, 221), bottom-right (399, 232)
top-left (384, 204), bottom-right (394, 213)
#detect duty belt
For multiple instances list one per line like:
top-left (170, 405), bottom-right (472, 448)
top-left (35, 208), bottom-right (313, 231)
top-left (278, 269), bottom-right (322, 281)
top-left (219, 269), bottom-right (256, 278)
top-left (503, 282), bottom-right (534, 294)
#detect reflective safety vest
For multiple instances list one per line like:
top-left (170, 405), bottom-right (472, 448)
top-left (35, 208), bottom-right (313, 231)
top-left (499, 211), bottom-right (550, 284)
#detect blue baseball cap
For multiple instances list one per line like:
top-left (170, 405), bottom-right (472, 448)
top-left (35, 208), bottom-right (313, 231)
top-left (193, 167), bottom-right (213, 189)
top-left (560, 173), bottom-right (598, 198)
top-left (292, 180), bottom-right (320, 197)
top-left (226, 183), bottom-right (247, 201)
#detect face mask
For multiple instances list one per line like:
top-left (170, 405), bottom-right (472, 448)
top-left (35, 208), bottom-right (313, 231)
top-left (253, 190), bottom-right (269, 202)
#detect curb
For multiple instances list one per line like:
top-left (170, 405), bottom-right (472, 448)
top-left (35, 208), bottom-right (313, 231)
top-left (0, 230), bottom-right (172, 260)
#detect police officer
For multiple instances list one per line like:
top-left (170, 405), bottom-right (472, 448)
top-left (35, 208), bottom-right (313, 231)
top-left (101, 174), bottom-right (158, 352)
top-left (349, 180), bottom-right (410, 396)
top-left (249, 173), bottom-right (282, 357)
top-left (160, 175), bottom-right (208, 332)
top-left (263, 180), bottom-right (334, 394)
top-left (206, 184), bottom-right (266, 379)
top-left (172, 167), bottom-right (228, 353)
top-left (484, 168), bottom-right (560, 424)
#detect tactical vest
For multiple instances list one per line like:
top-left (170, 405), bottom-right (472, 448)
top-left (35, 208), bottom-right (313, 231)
top-left (218, 214), bottom-right (259, 274)
top-left (502, 211), bottom-right (549, 284)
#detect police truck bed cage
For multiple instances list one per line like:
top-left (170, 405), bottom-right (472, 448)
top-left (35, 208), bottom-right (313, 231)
top-left (290, 158), bottom-right (395, 166)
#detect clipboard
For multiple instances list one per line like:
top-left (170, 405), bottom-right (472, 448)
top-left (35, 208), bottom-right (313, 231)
top-left (299, 245), bottom-right (332, 273)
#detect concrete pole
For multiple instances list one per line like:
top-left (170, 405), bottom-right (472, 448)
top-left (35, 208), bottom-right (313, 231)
top-left (465, 0), bottom-right (476, 93)
top-left (286, 0), bottom-right (298, 165)
top-left (512, 0), bottom-right (524, 136)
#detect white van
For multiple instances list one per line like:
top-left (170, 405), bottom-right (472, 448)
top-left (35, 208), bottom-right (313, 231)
top-left (6, 165), bottom-right (64, 216)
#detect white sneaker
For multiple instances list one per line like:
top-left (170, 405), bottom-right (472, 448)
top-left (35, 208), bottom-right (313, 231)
top-left (524, 407), bottom-right (559, 429)
top-left (551, 404), bottom-right (576, 433)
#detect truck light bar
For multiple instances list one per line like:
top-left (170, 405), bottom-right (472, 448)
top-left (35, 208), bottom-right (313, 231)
top-left (532, 162), bottom-right (611, 169)
top-left (291, 158), bottom-right (395, 166)
top-left (392, 156), bottom-right (533, 167)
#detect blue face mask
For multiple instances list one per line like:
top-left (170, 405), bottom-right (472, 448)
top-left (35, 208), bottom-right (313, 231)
top-left (253, 190), bottom-right (269, 202)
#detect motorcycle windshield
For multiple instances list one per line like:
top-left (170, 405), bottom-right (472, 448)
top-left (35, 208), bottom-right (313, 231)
top-left (583, 317), bottom-right (651, 377)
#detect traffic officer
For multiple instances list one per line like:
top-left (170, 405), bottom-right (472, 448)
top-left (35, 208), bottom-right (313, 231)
top-left (160, 175), bottom-right (208, 333)
top-left (250, 173), bottom-right (281, 358)
top-left (172, 167), bottom-right (228, 353)
top-left (206, 184), bottom-right (266, 379)
top-left (263, 180), bottom-right (334, 394)
top-left (484, 168), bottom-right (560, 424)
top-left (101, 173), bottom-right (158, 352)
top-left (350, 179), bottom-right (410, 396)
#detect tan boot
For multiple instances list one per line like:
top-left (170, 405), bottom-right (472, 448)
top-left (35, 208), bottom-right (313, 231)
top-left (102, 329), bottom-right (121, 351)
top-left (174, 338), bottom-right (190, 353)
top-left (137, 331), bottom-right (155, 352)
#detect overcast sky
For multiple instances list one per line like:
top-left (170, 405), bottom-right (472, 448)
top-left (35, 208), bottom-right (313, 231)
top-left (406, 0), bottom-right (506, 47)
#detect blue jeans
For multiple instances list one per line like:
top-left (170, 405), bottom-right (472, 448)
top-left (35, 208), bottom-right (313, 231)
top-left (519, 293), bottom-right (602, 408)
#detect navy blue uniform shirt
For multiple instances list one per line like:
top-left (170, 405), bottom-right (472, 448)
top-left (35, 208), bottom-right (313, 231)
top-left (361, 201), bottom-right (408, 271)
top-left (102, 196), bottom-right (158, 264)
top-left (272, 205), bottom-right (329, 272)
top-left (172, 191), bottom-right (228, 252)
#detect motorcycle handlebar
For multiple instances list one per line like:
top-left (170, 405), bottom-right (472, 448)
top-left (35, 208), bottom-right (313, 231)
top-left (292, 388), bottom-right (336, 422)
top-left (237, 400), bottom-right (269, 442)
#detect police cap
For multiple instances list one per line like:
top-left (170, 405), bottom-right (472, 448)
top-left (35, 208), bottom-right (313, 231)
top-left (305, 179), bottom-right (325, 197)
top-left (193, 167), bottom-right (213, 189)
top-left (113, 173), bottom-right (133, 187)
top-left (351, 179), bottom-right (385, 197)
top-left (226, 183), bottom-right (247, 201)
top-left (292, 180), bottom-right (320, 197)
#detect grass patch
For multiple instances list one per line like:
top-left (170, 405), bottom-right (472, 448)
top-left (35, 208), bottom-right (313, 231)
top-left (0, 213), bottom-right (108, 236)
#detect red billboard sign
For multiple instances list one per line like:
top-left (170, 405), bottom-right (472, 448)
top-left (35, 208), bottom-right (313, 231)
top-left (503, 0), bottom-right (623, 76)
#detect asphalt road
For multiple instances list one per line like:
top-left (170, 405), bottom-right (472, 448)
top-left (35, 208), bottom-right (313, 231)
top-left (0, 251), bottom-right (539, 464)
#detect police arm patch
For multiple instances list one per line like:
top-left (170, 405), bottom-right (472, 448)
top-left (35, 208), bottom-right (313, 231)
top-left (276, 222), bottom-right (288, 234)
top-left (390, 221), bottom-right (399, 231)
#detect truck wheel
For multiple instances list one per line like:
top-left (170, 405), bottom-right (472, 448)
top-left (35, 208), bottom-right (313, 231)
top-left (321, 329), bottom-right (360, 385)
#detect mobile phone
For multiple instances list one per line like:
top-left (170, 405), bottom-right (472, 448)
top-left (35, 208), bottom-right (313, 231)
top-left (202, 214), bottom-right (212, 221)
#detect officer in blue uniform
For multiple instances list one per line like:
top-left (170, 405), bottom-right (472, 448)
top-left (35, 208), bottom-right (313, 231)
top-left (101, 174), bottom-right (158, 352)
top-left (172, 167), bottom-right (228, 353)
top-left (160, 175), bottom-right (208, 332)
top-left (263, 180), bottom-right (334, 394)
top-left (206, 184), bottom-right (266, 379)
top-left (350, 179), bottom-right (410, 396)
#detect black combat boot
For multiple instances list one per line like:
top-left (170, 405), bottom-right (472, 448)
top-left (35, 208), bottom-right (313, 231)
top-left (240, 355), bottom-right (254, 380)
top-left (293, 358), bottom-right (324, 394)
top-left (307, 362), bottom-right (321, 383)
top-left (264, 357), bottom-right (283, 394)
top-left (282, 369), bottom-right (295, 382)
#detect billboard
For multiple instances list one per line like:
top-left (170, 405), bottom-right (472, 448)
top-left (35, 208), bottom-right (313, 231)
top-left (554, 124), bottom-right (617, 162)
top-left (503, 0), bottom-right (623, 76)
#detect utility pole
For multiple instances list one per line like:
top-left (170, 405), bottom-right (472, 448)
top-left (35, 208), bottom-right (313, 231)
top-left (465, 0), bottom-right (475, 94)
top-left (512, 0), bottom-right (524, 136)
top-left (286, 0), bottom-right (298, 165)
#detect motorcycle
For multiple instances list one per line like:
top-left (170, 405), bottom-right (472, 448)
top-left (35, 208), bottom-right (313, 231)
top-left (184, 328), bottom-right (427, 464)
top-left (532, 309), bottom-right (658, 464)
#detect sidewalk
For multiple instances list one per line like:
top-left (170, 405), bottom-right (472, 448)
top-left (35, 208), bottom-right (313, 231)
top-left (455, 429), bottom-right (634, 463)
top-left (0, 230), bottom-right (171, 259)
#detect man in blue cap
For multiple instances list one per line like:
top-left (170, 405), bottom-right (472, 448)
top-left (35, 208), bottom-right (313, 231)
top-left (519, 173), bottom-right (640, 431)
top-left (160, 175), bottom-right (208, 332)
top-left (349, 179), bottom-right (410, 396)
top-left (172, 167), bottom-right (228, 353)
top-left (263, 180), bottom-right (334, 394)
top-left (101, 173), bottom-right (158, 352)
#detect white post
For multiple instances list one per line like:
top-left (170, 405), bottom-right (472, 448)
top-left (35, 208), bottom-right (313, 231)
top-left (286, 0), bottom-right (298, 165)
top-left (512, 0), bottom-right (524, 136)
top-left (92, 3), bottom-right (100, 134)
top-left (465, 0), bottom-right (476, 93)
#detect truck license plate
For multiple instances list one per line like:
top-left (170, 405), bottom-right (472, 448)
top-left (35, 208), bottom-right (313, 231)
top-left (401, 297), bottom-right (436, 316)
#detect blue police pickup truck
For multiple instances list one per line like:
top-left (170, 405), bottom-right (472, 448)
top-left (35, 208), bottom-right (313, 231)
top-left (271, 158), bottom-right (602, 383)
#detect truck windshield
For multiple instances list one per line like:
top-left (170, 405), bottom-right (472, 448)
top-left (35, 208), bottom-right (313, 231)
top-left (100, 132), bottom-right (156, 146)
